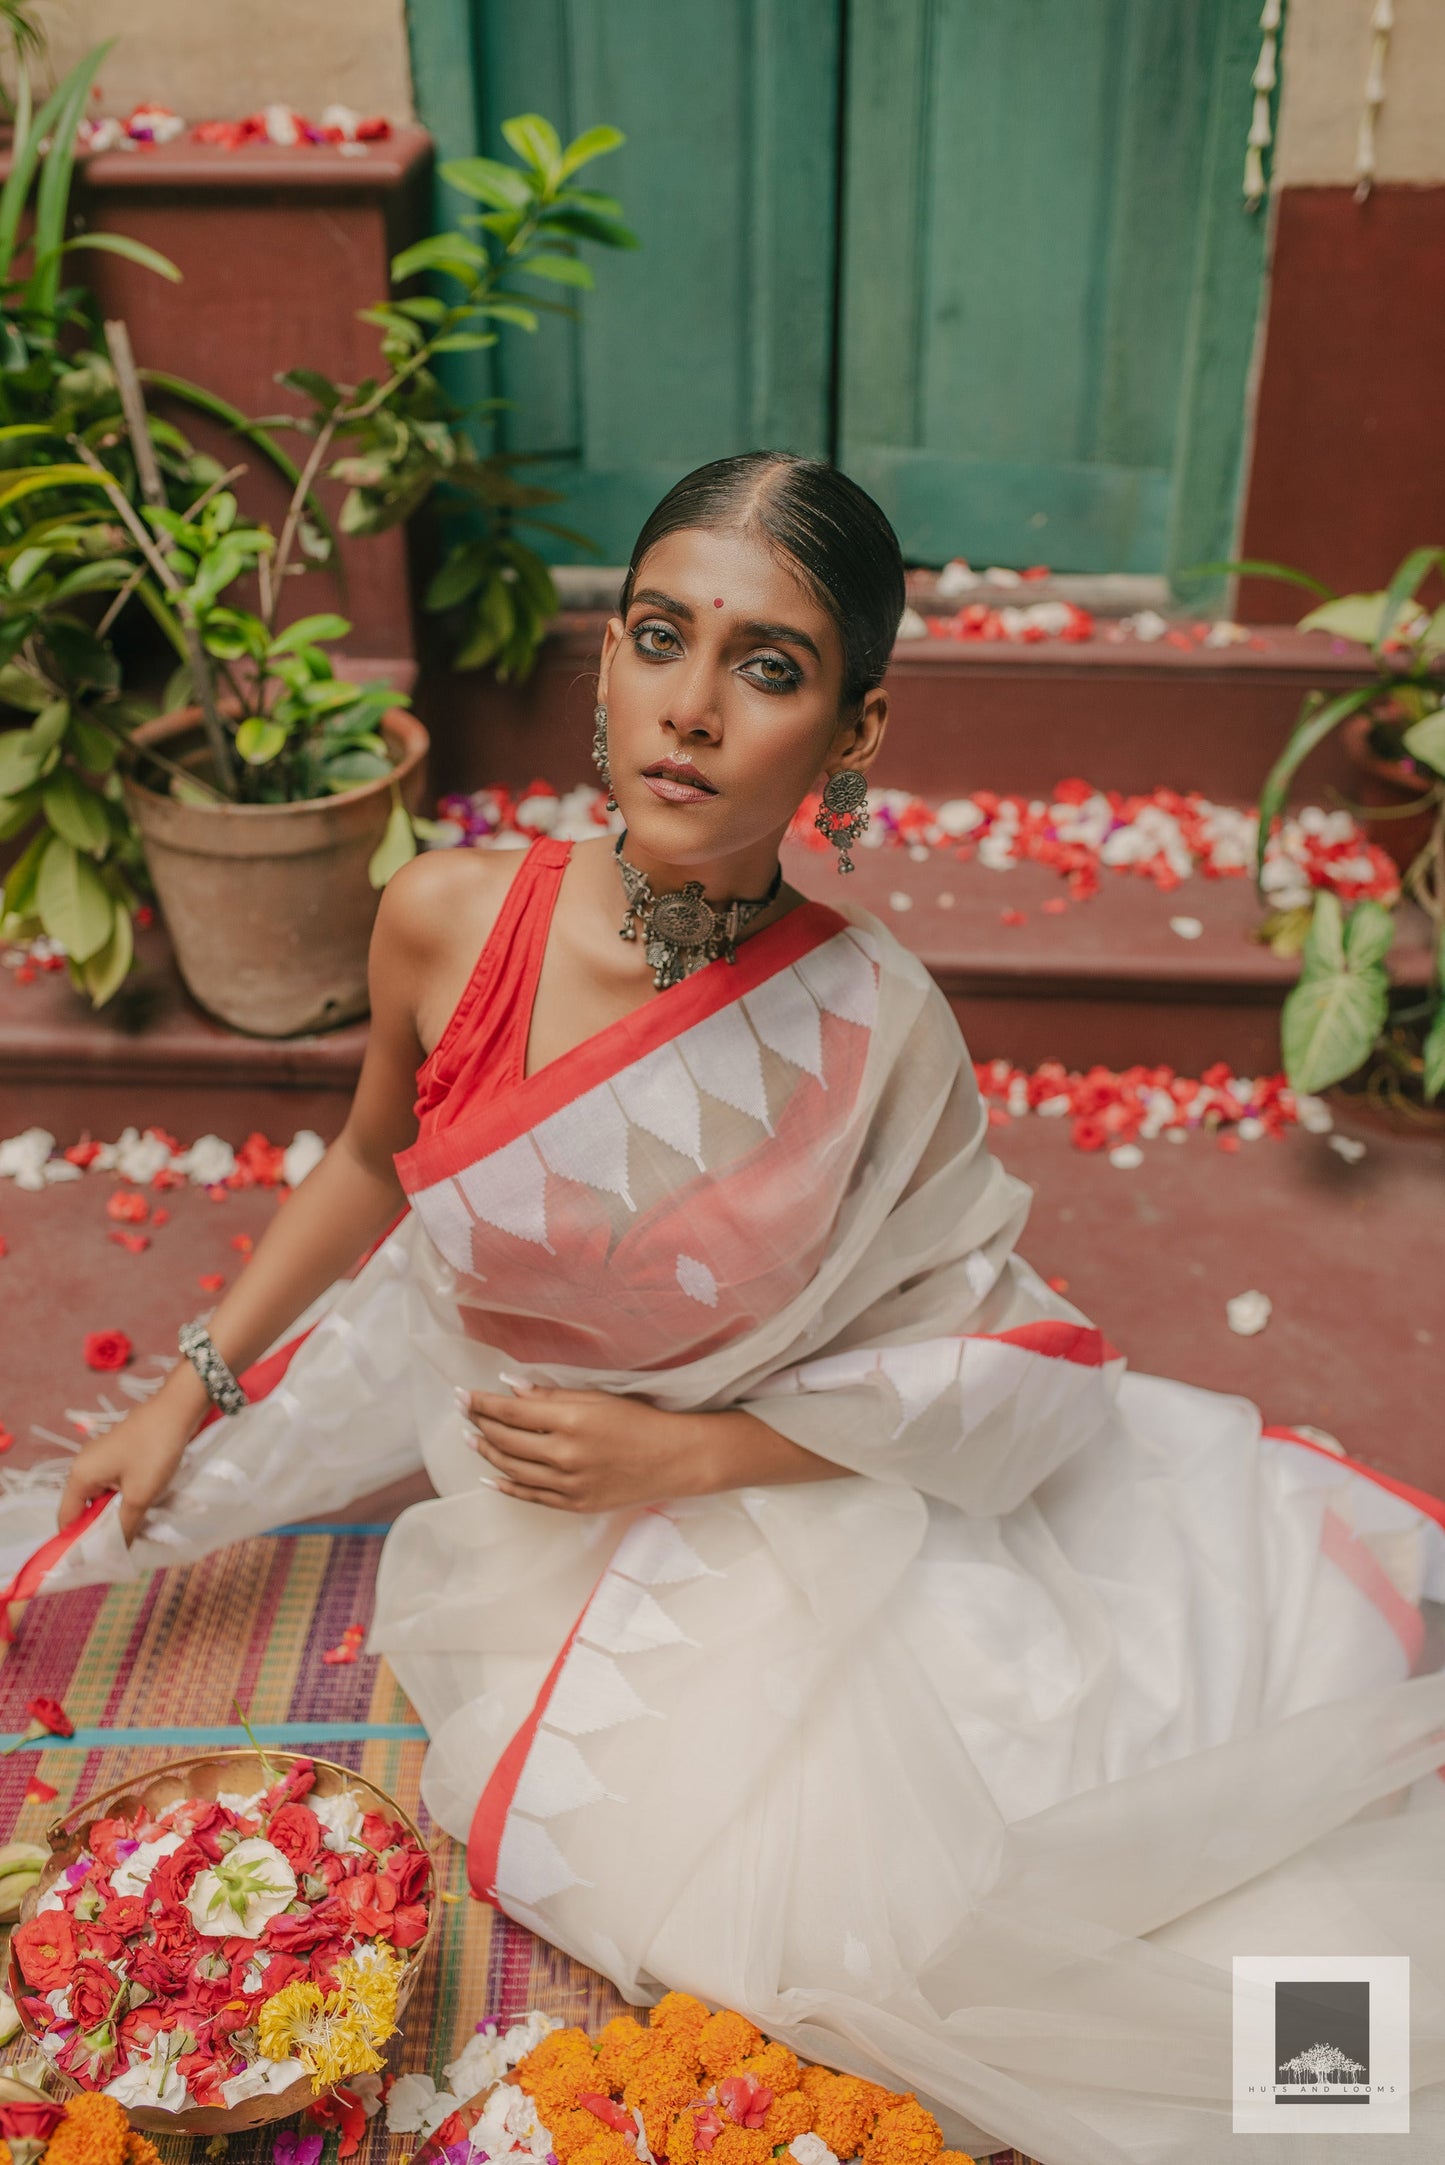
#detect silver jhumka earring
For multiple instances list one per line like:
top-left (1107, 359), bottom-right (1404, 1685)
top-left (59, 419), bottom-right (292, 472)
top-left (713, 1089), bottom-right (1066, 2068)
top-left (591, 704), bottom-right (618, 812)
top-left (815, 769), bottom-right (870, 873)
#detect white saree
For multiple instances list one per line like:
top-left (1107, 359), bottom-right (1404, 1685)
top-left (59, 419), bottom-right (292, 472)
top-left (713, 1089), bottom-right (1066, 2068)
top-left (10, 888), bottom-right (1445, 2165)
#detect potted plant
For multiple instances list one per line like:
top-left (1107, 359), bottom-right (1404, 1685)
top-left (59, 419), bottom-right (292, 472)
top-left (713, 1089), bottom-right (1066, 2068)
top-left (0, 99), bottom-right (634, 1031)
top-left (1232, 548), bottom-right (1445, 1102)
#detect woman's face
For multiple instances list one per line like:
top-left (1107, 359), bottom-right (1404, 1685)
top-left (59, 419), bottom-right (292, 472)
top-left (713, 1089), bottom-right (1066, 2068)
top-left (595, 524), bottom-right (885, 879)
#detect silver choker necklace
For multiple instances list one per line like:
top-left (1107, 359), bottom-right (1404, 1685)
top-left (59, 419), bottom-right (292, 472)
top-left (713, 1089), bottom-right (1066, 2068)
top-left (613, 833), bottom-right (783, 990)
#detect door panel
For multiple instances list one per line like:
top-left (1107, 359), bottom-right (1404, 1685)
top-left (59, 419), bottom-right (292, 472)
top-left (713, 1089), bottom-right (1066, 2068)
top-left (463, 0), bottom-right (842, 561)
top-left (837, 0), bottom-right (1266, 573)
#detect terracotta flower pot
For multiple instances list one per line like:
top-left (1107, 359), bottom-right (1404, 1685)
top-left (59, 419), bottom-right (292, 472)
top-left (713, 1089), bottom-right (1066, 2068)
top-left (121, 707), bottom-right (428, 1036)
top-left (1341, 710), bottom-right (1442, 875)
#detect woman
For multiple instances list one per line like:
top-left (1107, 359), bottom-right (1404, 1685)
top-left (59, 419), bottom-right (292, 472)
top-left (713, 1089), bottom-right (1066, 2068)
top-left (14, 455), bottom-right (1445, 2165)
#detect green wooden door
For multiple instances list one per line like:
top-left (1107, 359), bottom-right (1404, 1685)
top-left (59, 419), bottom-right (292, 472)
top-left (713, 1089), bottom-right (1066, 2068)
top-left (407, 0), bottom-right (1270, 584)
top-left (837, 0), bottom-right (1270, 580)
top-left (408, 0), bottom-right (842, 565)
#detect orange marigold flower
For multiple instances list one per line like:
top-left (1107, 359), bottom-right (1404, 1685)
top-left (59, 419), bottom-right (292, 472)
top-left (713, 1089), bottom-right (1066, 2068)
top-left (569, 2138), bottom-right (637, 2165)
top-left (729, 2043), bottom-right (800, 2096)
top-left (861, 2097), bottom-right (945, 2165)
top-left (759, 2090), bottom-right (813, 2145)
top-left (647, 1991), bottom-right (710, 2054)
top-left (44, 2094), bottom-right (131, 2165)
top-left (696, 2008), bottom-right (762, 2076)
top-left (594, 2014), bottom-right (655, 2089)
top-left (707, 2128), bottom-right (772, 2165)
top-left (0, 2140), bottom-right (12, 2165)
top-left (938, 2151), bottom-right (978, 2165)
top-left (516, 2027), bottom-right (600, 2107)
top-left (800, 2072), bottom-right (889, 2160)
top-left (123, 2135), bottom-right (162, 2165)
top-left (538, 2109), bottom-right (608, 2165)
top-left (623, 2068), bottom-right (698, 2157)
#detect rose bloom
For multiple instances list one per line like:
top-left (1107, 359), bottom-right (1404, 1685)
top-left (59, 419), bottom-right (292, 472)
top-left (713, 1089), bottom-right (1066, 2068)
top-left (69, 1956), bottom-right (124, 2028)
top-left (97, 1895), bottom-right (148, 1939)
top-left (382, 1845), bottom-right (430, 1904)
top-left (13, 1909), bottom-right (79, 1991)
top-left (82, 1329), bottom-right (133, 1371)
top-left (130, 1939), bottom-right (193, 1998)
top-left (0, 2102), bottom-right (66, 2145)
top-left (267, 1801), bottom-right (323, 1872)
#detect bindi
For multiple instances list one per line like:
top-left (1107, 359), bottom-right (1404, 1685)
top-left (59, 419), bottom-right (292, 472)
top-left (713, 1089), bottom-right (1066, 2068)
top-left (713, 597), bottom-right (724, 608)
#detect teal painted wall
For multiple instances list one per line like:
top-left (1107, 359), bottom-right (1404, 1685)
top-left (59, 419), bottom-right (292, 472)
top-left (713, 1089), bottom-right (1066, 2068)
top-left (407, 0), bottom-right (1271, 583)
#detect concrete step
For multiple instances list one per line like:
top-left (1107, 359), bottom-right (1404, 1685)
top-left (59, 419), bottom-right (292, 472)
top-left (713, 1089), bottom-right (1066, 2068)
top-left (422, 616), bottom-right (1380, 806)
top-left (2, 841), bottom-right (1433, 1111)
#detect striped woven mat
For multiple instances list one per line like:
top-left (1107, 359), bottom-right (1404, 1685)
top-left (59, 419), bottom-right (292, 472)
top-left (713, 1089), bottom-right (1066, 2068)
top-left (0, 1530), bottom-right (1034, 2165)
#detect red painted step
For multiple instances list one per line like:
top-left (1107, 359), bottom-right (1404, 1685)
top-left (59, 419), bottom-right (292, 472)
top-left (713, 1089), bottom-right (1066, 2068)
top-left (423, 617), bottom-right (1378, 805)
top-left (2, 844), bottom-right (1433, 1113)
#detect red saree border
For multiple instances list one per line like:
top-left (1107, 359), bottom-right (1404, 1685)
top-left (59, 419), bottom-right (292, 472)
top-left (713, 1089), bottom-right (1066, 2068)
top-left (982, 1321), bottom-right (1123, 1367)
top-left (1263, 1423), bottom-right (1445, 1533)
top-left (395, 899), bottom-right (849, 1195)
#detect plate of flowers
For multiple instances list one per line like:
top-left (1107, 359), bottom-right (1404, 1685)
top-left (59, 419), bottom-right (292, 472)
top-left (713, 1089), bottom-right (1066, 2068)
top-left (6, 1749), bottom-right (436, 2134)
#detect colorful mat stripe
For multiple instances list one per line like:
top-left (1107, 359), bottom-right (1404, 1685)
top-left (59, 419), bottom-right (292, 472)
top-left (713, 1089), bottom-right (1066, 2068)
top-left (0, 1532), bottom-right (1034, 2165)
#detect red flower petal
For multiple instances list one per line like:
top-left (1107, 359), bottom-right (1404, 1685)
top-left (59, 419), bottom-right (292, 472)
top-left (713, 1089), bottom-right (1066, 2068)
top-left (198, 1273), bottom-right (225, 1292)
top-left (83, 1330), bottom-right (133, 1371)
top-left (25, 1775), bottom-right (58, 1803)
top-left (26, 1697), bottom-right (74, 1738)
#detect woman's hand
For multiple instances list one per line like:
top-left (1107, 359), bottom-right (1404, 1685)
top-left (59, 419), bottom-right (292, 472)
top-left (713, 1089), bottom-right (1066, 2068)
top-left (458, 1383), bottom-right (848, 1511)
top-left (57, 1398), bottom-right (198, 1544)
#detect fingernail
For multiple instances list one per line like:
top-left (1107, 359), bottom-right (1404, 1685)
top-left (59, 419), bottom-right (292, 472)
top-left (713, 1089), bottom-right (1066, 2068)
top-left (477, 1474), bottom-right (499, 1490)
top-left (453, 1385), bottom-right (473, 1418)
top-left (497, 1370), bottom-right (534, 1394)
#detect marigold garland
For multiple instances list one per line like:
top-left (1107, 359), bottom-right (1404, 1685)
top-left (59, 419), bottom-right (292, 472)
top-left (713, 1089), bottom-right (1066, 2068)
top-left (496, 1993), bottom-right (979, 2165)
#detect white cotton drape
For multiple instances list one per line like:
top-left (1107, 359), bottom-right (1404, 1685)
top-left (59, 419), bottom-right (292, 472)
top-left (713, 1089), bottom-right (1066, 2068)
top-left (14, 902), bottom-right (1445, 2165)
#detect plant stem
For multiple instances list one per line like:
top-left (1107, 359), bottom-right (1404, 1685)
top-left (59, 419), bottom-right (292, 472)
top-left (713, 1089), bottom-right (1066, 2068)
top-left (269, 410), bottom-right (337, 625)
top-left (89, 705), bottom-right (229, 804)
top-left (93, 463), bottom-right (248, 641)
top-left (67, 426), bottom-right (238, 798)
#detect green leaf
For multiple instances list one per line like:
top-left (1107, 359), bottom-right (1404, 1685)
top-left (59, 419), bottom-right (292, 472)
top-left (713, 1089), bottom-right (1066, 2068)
top-left (1402, 705), bottom-right (1445, 778)
top-left (1375, 545), bottom-right (1445, 653)
top-left (501, 113), bottom-right (562, 180)
top-left (474, 300), bottom-right (539, 332)
top-left (0, 62), bottom-right (34, 288)
top-left (1255, 686), bottom-right (1380, 886)
top-left (71, 717), bottom-right (118, 774)
top-left (323, 748), bottom-right (392, 788)
top-left (439, 156), bottom-right (534, 210)
top-left (28, 700), bottom-right (71, 759)
top-left (1297, 594), bottom-right (1392, 646)
top-left (0, 727), bottom-right (44, 795)
top-left (41, 767), bottom-right (109, 854)
top-left (0, 464), bottom-right (110, 510)
top-left (277, 366), bottom-right (344, 412)
top-left (367, 792), bottom-right (417, 888)
top-left (390, 233), bottom-right (488, 283)
top-left (0, 786), bottom-right (40, 841)
top-left (8, 544), bottom-right (51, 591)
top-left (425, 543), bottom-right (490, 613)
top-left (555, 124), bottom-right (626, 181)
top-left (2, 826), bottom-right (48, 921)
top-left (518, 252), bottom-right (594, 289)
top-left (429, 331), bottom-right (498, 353)
top-left (268, 613), bottom-right (351, 656)
top-left (78, 900), bottom-right (134, 1007)
top-left (57, 231), bottom-right (181, 282)
top-left (536, 204), bottom-right (639, 249)
top-left (26, 42), bottom-right (113, 316)
top-left (1280, 967), bottom-right (1388, 1094)
top-left (35, 834), bottom-right (115, 962)
top-left (1299, 889), bottom-right (1347, 976)
top-left (235, 717), bottom-right (289, 765)
top-left (1185, 558), bottom-right (1336, 602)
top-left (1341, 897), bottom-right (1396, 972)
top-left (392, 296), bottom-right (449, 324)
top-left (454, 575), bottom-right (516, 671)
top-left (1422, 998), bottom-right (1445, 1103)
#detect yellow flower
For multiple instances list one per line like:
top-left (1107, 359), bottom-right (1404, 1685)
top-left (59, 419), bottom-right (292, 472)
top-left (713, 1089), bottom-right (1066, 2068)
top-left (334, 1944), bottom-right (406, 2047)
top-left (258, 1970), bottom-right (395, 2094)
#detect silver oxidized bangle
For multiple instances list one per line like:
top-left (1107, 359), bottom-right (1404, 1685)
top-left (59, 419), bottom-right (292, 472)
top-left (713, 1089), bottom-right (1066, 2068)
top-left (177, 1320), bottom-right (249, 1417)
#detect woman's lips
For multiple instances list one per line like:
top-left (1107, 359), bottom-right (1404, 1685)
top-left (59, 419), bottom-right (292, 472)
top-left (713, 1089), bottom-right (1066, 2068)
top-left (641, 773), bottom-right (719, 804)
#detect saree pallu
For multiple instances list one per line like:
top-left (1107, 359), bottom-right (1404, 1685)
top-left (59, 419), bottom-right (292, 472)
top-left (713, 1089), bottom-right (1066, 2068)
top-left (12, 890), bottom-right (1445, 2165)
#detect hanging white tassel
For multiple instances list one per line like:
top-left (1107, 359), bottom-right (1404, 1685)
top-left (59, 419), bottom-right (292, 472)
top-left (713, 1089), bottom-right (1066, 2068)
top-left (1244, 3), bottom-right (1281, 209)
top-left (1355, 0), bottom-right (1393, 202)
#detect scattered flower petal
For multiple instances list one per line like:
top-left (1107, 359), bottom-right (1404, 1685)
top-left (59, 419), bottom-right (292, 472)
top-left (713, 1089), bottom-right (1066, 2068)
top-left (25, 1775), bottom-right (58, 1804)
top-left (1168, 916), bottom-right (1204, 940)
top-left (1108, 1144), bottom-right (1144, 1170)
top-left (198, 1273), bottom-right (226, 1292)
top-left (82, 1331), bottom-right (132, 1372)
top-left (1328, 1134), bottom-right (1367, 1163)
top-left (1226, 1290), bottom-right (1273, 1337)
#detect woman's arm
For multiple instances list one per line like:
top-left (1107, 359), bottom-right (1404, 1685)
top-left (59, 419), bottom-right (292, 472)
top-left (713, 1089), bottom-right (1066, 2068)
top-left (57, 856), bottom-right (458, 1538)
top-left (460, 1386), bottom-right (848, 1512)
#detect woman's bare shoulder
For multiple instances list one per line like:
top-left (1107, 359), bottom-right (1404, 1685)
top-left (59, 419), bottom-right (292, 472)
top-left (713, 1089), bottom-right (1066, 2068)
top-left (372, 844), bottom-right (525, 971)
